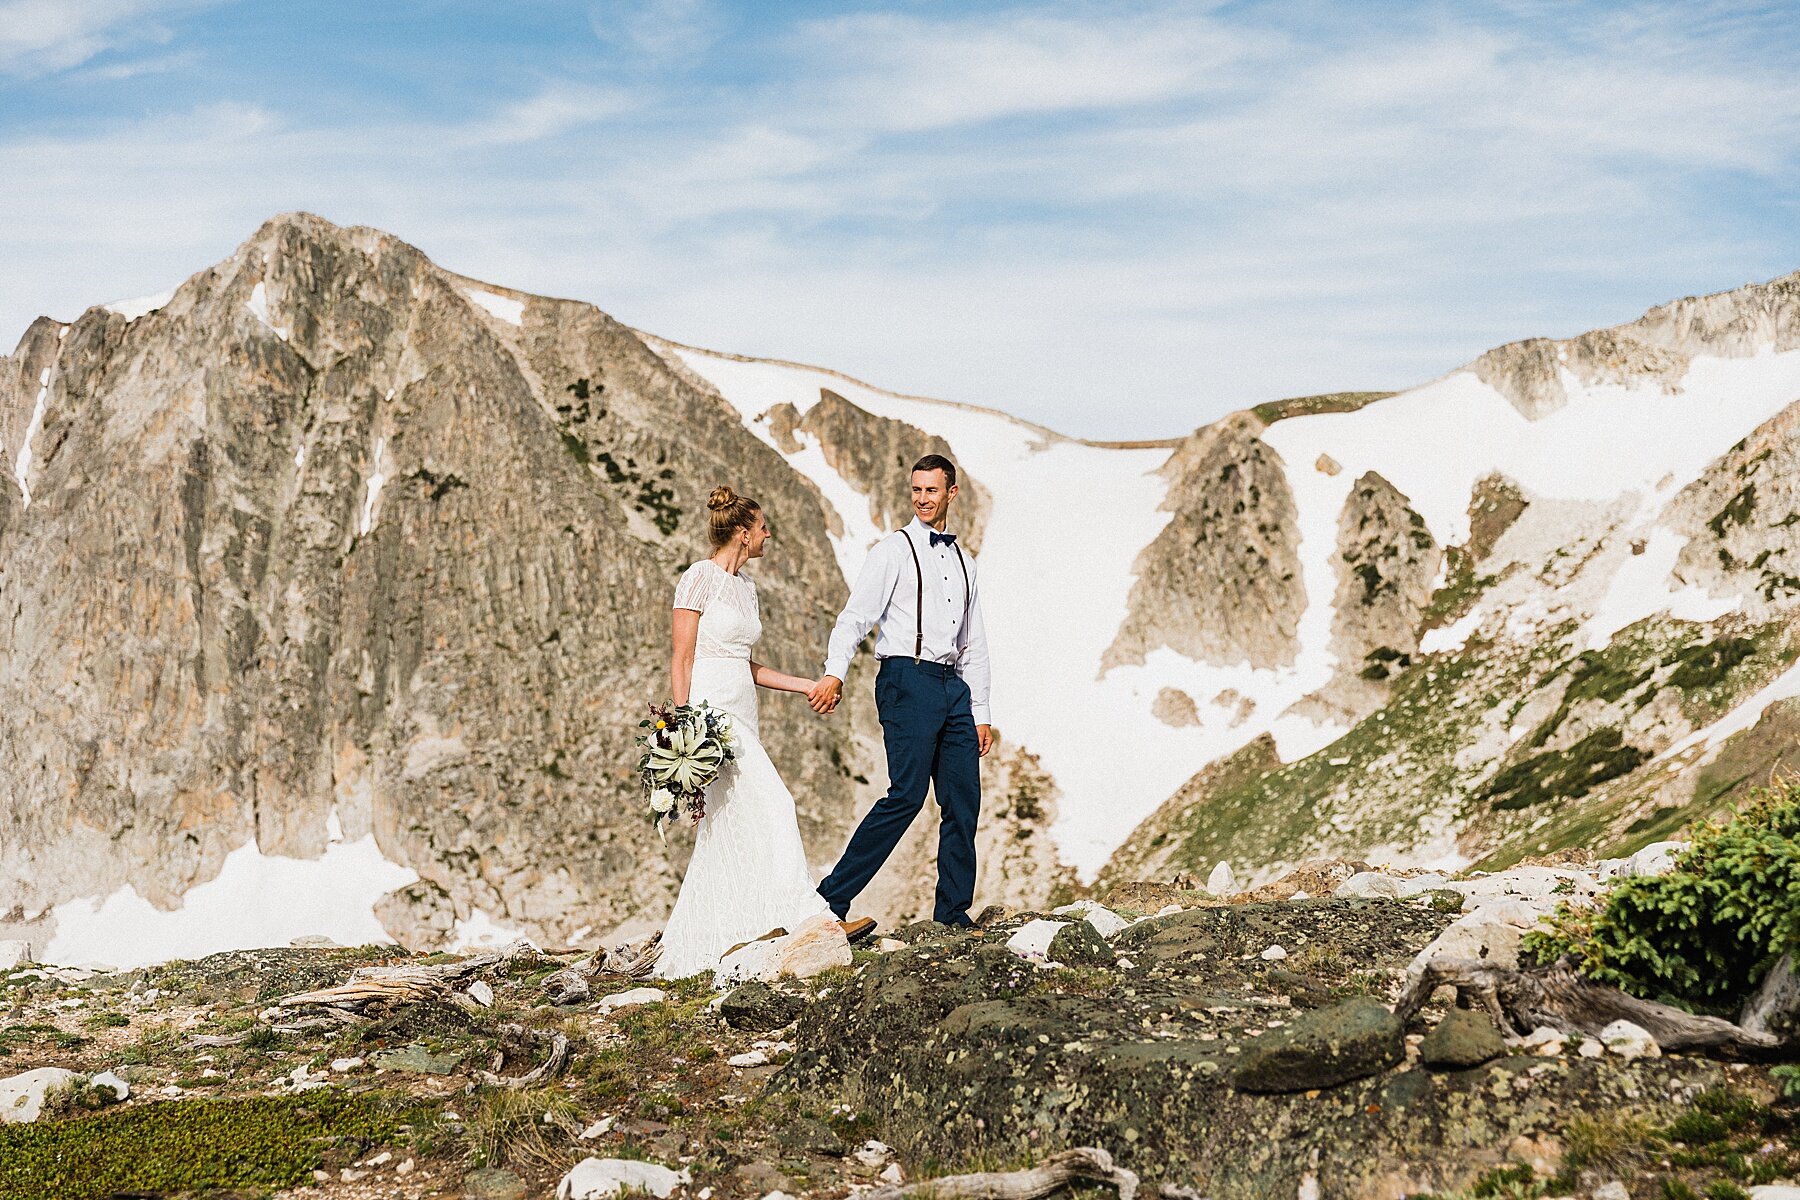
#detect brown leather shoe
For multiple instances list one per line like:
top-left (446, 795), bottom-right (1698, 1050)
top-left (837, 917), bottom-right (877, 944)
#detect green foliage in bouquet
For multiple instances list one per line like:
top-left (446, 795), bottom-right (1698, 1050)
top-left (1523, 780), bottom-right (1800, 1010)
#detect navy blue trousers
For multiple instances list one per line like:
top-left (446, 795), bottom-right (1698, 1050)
top-left (818, 658), bottom-right (981, 926)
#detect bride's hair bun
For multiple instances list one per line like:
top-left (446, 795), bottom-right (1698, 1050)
top-left (706, 484), bottom-right (762, 549)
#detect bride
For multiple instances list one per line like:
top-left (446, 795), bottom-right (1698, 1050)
top-left (655, 486), bottom-right (870, 979)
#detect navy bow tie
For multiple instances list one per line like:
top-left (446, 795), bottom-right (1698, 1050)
top-left (929, 531), bottom-right (957, 548)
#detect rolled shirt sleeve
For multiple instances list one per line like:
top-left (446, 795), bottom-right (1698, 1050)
top-left (824, 537), bottom-right (900, 681)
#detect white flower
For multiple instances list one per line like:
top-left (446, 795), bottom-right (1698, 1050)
top-left (649, 788), bottom-right (676, 814)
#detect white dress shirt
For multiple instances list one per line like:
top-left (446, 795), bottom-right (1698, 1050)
top-left (824, 519), bottom-right (992, 725)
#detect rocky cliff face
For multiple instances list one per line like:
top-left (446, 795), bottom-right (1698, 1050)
top-left (765, 387), bottom-right (990, 551)
top-left (1104, 413), bottom-right (1304, 671)
top-left (0, 214), bottom-right (869, 954)
top-left (1474, 270), bottom-right (1800, 418)
top-left (1303, 472), bottom-right (1441, 724)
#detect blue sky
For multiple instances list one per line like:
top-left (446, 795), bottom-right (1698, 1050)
top-left (3, 0), bottom-right (1798, 438)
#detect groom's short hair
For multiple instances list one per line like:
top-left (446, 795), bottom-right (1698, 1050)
top-left (912, 453), bottom-right (957, 487)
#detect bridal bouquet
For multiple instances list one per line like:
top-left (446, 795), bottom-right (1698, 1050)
top-left (637, 700), bottom-right (737, 836)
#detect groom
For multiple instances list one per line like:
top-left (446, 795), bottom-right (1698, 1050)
top-left (808, 454), bottom-right (994, 928)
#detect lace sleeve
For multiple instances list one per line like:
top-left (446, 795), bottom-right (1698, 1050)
top-left (672, 562), bottom-right (717, 613)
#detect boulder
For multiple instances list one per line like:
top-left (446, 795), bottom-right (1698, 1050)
top-left (1620, 841), bottom-right (1688, 878)
top-left (1048, 920), bottom-right (1117, 968)
top-left (596, 987), bottom-right (666, 1013)
top-left (557, 1158), bottom-right (689, 1199)
top-left (1233, 998), bottom-right (1405, 1093)
top-left (464, 1167), bottom-right (529, 1199)
top-left (369, 1043), bottom-right (461, 1075)
top-left (1050, 900), bottom-right (1130, 940)
top-left (1419, 1007), bottom-right (1506, 1068)
top-left (718, 914), bottom-right (851, 984)
top-left (1600, 1019), bottom-right (1660, 1061)
top-left (0, 1066), bottom-right (78, 1125)
top-left (1005, 919), bottom-right (1068, 963)
top-left (720, 981), bottom-right (803, 1031)
top-left (1741, 952), bottom-right (1800, 1041)
top-left (1208, 862), bottom-right (1239, 895)
top-left (88, 1070), bottom-right (130, 1102)
top-left (1406, 898), bottom-right (1544, 982)
top-left (1333, 872), bottom-right (1415, 900)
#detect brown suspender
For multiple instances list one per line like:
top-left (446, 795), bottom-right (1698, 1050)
top-left (901, 530), bottom-right (971, 664)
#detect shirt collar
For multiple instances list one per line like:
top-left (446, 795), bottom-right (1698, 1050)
top-left (906, 517), bottom-right (953, 542)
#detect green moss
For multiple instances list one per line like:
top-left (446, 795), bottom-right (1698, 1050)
top-left (1707, 483), bottom-right (1757, 537)
top-left (1482, 727), bottom-right (1649, 810)
top-left (1250, 391), bottom-right (1395, 425)
top-left (0, 1092), bottom-right (431, 1199)
top-left (1668, 637), bottom-right (1757, 691)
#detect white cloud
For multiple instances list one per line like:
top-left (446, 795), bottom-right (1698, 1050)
top-left (0, 0), bottom-right (213, 76)
top-left (455, 82), bottom-right (632, 147)
top-left (588, 0), bottom-right (721, 62)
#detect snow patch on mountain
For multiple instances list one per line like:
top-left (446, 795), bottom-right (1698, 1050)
top-left (44, 836), bottom-right (418, 969)
top-left (465, 288), bottom-right (525, 326)
top-left (104, 289), bottom-right (175, 322)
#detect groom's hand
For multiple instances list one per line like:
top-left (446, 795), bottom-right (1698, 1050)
top-left (808, 676), bottom-right (843, 714)
top-left (977, 725), bottom-right (995, 757)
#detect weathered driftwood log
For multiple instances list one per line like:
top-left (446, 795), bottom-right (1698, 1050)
top-left (1394, 958), bottom-right (1779, 1051)
top-left (471, 1023), bottom-right (572, 1090)
top-left (274, 941), bottom-right (537, 1017)
top-left (1741, 952), bottom-right (1800, 1040)
top-left (862, 1147), bottom-right (1139, 1200)
top-left (542, 932), bottom-right (662, 1004)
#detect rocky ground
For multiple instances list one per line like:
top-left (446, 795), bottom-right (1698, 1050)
top-left (2, 859), bottom-right (1796, 1200)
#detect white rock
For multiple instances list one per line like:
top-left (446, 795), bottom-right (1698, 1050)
top-left (727, 1050), bottom-right (769, 1068)
top-left (557, 1157), bottom-right (689, 1199)
top-left (853, 1138), bottom-right (895, 1167)
top-left (1333, 872), bottom-right (1417, 900)
top-left (1592, 1182), bottom-right (1630, 1200)
top-left (0, 1067), bottom-right (78, 1125)
top-left (290, 934), bottom-right (339, 947)
top-left (1261, 945), bottom-right (1288, 961)
top-left (466, 979), bottom-right (494, 1007)
top-left (0, 941), bottom-right (32, 970)
top-left (396, 1158), bottom-right (416, 1175)
top-left (580, 1115), bottom-right (616, 1139)
top-left (1578, 1038), bottom-right (1603, 1058)
top-left (597, 987), bottom-right (667, 1013)
top-left (1521, 1026), bottom-right (1566, 1056)
top-left (1748, 1187), bottom-right (1800, 1199)
top-left (285, 1064), bottom-right (328, 1092)
top-left (330, 1057), bottom-right (365, 1073)
top-left (1621, 841), bottom-right (1687, 878)
top-left (1600, 1019), bottom-right (1660, 1060)
top-left (1005, 919), bottom-right (1068, 962)
top-left (1207, 862), bottom-right (1238, 895)
top-left (1406, 898), bottom-right (1545, 983)
top-left (880, 1162), bottom-right (904, 1184)
top-left (1154, 904), bottom-right (1183, 917)
top-left (1050, 901), bottom-right (1129, 940)
top-left (717, 913), bottom-right (852, 984)
top-left (89, 1070), bottom-right (129, 1101)
top-left (367, 1151), bottom-right (392, 1166)
top-left (876, 938), bottom-right (906, 953)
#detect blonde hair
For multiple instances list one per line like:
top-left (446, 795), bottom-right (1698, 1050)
top-left (706, 485), bottom-right (761, 549)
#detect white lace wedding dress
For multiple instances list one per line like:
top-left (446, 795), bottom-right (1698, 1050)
top-left (655, 560), bottom-right (832, 979)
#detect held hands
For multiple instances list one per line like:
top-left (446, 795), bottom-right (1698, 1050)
top-left (807, 675), bottom-right (843, 715)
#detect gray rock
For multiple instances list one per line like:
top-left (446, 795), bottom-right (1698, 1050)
top-left (1419, 1007), bottom-right (1506, 1069)
top-left (370, 1042), bottom-right (462, 1075)
top-left (733, 1162), bottom-right (797, 1194)
top-left (463, 1166), bottom-right (528, 1199)
top-left (778, 1116), bottom-right (846, 1157)
top-left (720, 981), bottom-right (803, 1032)
top-left (1233, 998), bottom-right (1404, 1093)
top-left (1048, 919), bottom-right (1117, 968)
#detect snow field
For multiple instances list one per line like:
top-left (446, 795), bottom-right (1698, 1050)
top-left (46, 833), bottom-right (419, 970)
